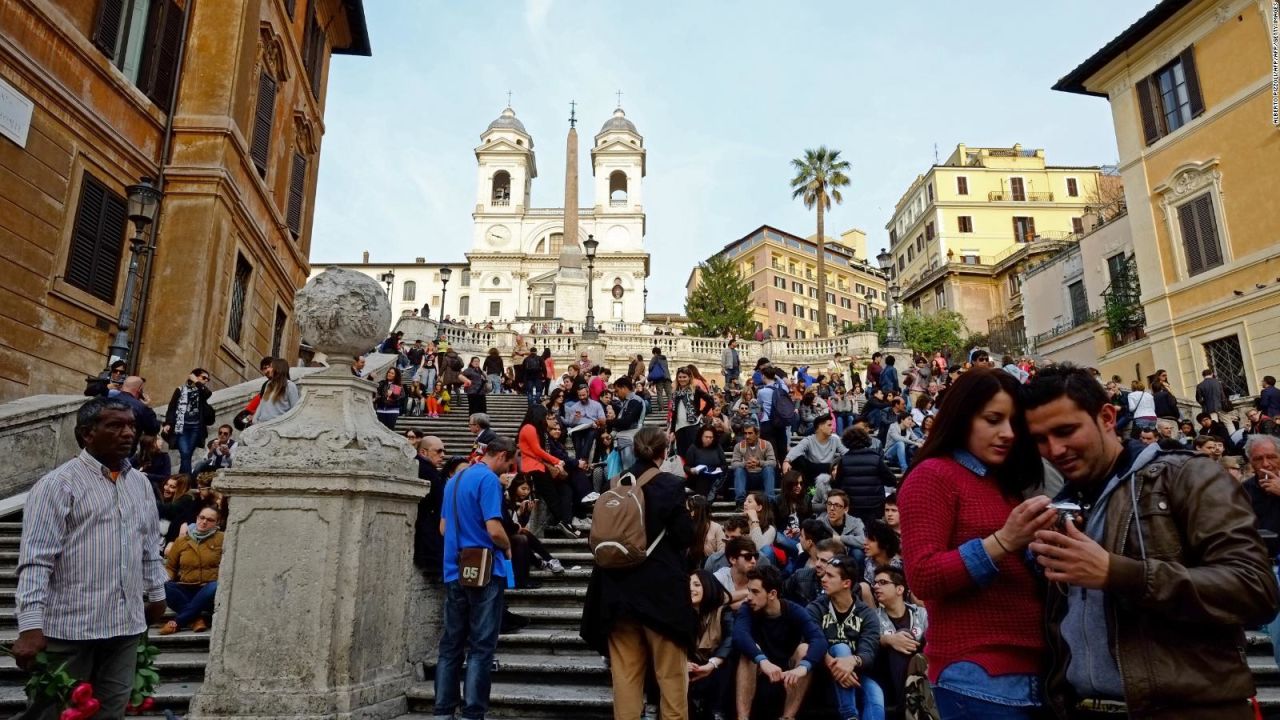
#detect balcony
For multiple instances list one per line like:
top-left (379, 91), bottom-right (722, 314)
top-left (609, 199), bottom-right (627, 207)
top-left (988, 191), bottom-right (1054, 202)
top-left (492, 197), bottom-right (510, 206)
top-left (1031, 308), bottom-right (1104, 348)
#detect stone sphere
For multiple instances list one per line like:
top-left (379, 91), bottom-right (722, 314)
top-left (295, 267), bottom-right (391, 360)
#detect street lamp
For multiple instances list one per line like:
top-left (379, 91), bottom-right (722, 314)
top-left (582, 234), bottom-right (599, 340)
top-left (107, 177), bottom-right (163, 368)
top-left (438, 267), bottom-right (452, 324)
top-left (379, 270), bottom-right (395, 297)
top-left (875, 248), bottom-right (902, 347)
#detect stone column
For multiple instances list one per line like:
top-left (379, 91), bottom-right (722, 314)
top-left (189, 268), bottom-right (426, 720)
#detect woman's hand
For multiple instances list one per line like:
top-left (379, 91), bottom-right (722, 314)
top-left (745, 506), bottom-right (759, 523)
top-left (998, 496), bottom-right (1058, 550)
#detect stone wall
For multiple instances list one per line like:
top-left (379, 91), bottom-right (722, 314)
top-left (0, 354), bottom-right (396, 501)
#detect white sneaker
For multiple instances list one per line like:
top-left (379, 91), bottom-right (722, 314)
top-left (581, 492), bottom-right (601, 503)
top-left (547, 558), bottom-right (565, 574)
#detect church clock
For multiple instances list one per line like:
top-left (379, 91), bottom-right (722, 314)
top-left (486, 225), bottom-right (511, 248)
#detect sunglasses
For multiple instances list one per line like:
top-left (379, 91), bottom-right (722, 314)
top-left (826, 556), bottom-right (853, 567)
top-left (736, 553), bottom-right (758, 561)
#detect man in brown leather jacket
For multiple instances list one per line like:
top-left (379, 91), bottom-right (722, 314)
top-left (1024, 365), bottom-right (1278, 720)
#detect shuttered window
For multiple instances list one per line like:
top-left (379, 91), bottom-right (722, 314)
top-left (1066, 178), bottom-right (1079, 197)
top-left (1136, 47), bottom-right (1205, 145)
top-left (66, 174), bottom-right (129, 303)
top-left (1010, 177), bottom-right (1026, 201)
top-left (956, 176), bottom-right (968, 195)
top-left (284, 0), bottom-right (296, 19)
top-left (227, 253), bottom-right (252, 344)
top-left (1068, 281), bottom-right (1089, 326)
top-left (925, 222), bottom-right (934, 242)
top-left (1072, 217), bottom-right (1085, 235)
top-left (287, 152), bottom-right (307, 236)
top-left (251, 72), bottom-right (276, 177)
top-left (303, 12), bottom-right (326, 99)
top-left (1013, 216), bottom-right (1036, 242)
top-left (271, 306), bottom-right (287, 358)
top-left (1176, 193), bottom-right (1223, 276)
top-left (958, 216), bottom-right (973, 233)
top-left (93, 0), bottom-right (186, 113)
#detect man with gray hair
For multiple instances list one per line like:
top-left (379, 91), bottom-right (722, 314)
top-left (468, 414), bottom-right (496, 457)
top-left (1243, 433), bottom-right (1280, 536)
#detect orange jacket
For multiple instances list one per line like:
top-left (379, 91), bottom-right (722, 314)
top-left (518, 424), bottom-right (562, 473)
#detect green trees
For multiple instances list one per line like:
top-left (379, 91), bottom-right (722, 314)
top-left (790, 147), bottom-right (851, 338)
top-left (685, 255), bottom-right (757, 338)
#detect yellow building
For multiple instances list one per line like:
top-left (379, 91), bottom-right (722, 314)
top-left (883, 145), bottom-right (1106, 351)
top-left (1054, 0), bottom-right (1280, 399)
top-left (685, 225), bottom-right (887, 339)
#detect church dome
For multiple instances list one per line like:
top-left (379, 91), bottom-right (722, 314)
top-left (599, 107), bottom-right (637, 135)
top-left (486, 107), bottom-right (528, 134)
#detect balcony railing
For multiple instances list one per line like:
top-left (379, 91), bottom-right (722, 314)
top-left (1031, 308), bottom-right (1104, 347)
top-left (492, 197), bottom-right (510, 206)
top-left (988, 191), bottom-right (1054, 202)
top-left (609, 199), bottom-right (627, 207)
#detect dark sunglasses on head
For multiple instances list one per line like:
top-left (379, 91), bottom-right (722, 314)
top-left (826, 556), bottom-right (853, 567)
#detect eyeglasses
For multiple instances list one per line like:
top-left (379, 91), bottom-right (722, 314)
top-left (196, 515), bottom-right (218, 523)
top-left (872, 579), bottom-right (896, 587)
top-left (825, 502), bottom-right (847, 509)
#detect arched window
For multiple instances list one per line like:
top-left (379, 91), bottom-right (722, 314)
top-left (492, 171), bottom-right (511, 205)
top-left (548, 232), bottom-right (564, 255)
top-left (609, 171), bottom-right (628, 206)
top-left (534, 238), bottom-right (545, 253)
top-left (458, 296), bottom-right (470, 316)
top-left (402, 280), bottom-right (416, 301)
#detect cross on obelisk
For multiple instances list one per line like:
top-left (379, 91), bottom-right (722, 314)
top-left (569, 100), bottom-right (577, 128)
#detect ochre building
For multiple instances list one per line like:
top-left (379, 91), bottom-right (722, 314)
top-left (0, 0), bottom-right (369, 402)
top-left (1055, 0), bottom-right (1280, 399)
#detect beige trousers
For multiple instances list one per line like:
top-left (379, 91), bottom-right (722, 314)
top-left (607, 617), bottom-right (690, 720)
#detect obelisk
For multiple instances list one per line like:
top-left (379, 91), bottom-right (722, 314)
top-left (563, 101), bottom-right (579, 249)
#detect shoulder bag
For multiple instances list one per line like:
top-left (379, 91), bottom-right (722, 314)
top-left (452, 466), bottom-right (494, 588)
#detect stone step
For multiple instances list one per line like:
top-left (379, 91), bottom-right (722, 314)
top-left (422, 650), bottom-right (608, 685)
top-left (0, 682), bottom-right (199, 713)
top-left (503, 585), bottom-right (588, 609)
top-left (406, 679), bottom-right (612, 720)
top-left (496, 625), bottom-right (589, 651)
top-left (0, 628), bottom-right (211, 651)
top-left (0, 651), bottom-right (207, 682)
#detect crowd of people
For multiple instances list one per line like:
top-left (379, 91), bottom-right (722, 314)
top-left (19, 337), bottom-right (1280, 720)
top-left (419, 336), bottom-right (1280, 720)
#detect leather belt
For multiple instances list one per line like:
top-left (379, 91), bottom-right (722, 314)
top-left (1076, 697), bottom-right (1128, 714)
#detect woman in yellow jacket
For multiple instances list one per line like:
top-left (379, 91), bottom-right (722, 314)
top-left (159, 506), bottom-right (224, 634)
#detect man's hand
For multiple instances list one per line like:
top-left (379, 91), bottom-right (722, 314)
top-left (689, 662), bottom-right (714, 681)
top-left (885, 632), bottom-right (920, 655)
top-left (11, 629), bottom-right (46, 672)
top-left (1030, 521), bottom-right (1111, 589)
top-left (145, 600), bottom-right (167, 625)
top-left (781, 665), bottom-right (808, 689)
top-left (1260, 471), bottom-right (1280, 497)
top-left (758, 659), bottom-right (784, 683)
top-left (781, 461), bottom-right (792, 475)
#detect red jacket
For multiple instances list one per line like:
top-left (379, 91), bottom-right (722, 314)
top-left (518, 424), bottom-right (561, 474)
top-left (898, 456), bottom-right (1045, 682)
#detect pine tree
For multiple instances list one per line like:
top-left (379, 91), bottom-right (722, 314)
top-left (685, 255), bottom-right (756, 338)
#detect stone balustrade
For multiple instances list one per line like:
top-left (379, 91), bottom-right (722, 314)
top-left (394, 316), bottom-right (888, 371)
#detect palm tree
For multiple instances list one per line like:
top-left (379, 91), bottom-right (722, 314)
top-left (790, 147), bottom-right (851, 337)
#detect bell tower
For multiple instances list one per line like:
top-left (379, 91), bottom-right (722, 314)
top-left (591, 106), bottom-right (645, 219)
top-left (474, 107), bottom-right (536, 253)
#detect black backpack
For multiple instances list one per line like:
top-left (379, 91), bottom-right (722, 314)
top-left (769, 382), bottom-right (797, 428)
top-left (523, 355), bottom-right (543, 377)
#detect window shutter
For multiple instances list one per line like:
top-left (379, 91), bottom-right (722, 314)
top-left (925, 222), bottom-right (935, 242)
top-left (304, 14), bottom-right (326, 98)
top-left (1180, 47), bottom-right (1205, 118)
top-left (92, 0), bottom-right (127, 56)
top-left (143, 0), bottom-right (185, 113)
top-left (1010, 177), bottom-right (1025, 201)
top-left (66, 175), bottom-right (128, 303)
top-left (1177, 201), bottom-right (1205, 275)
top-left (1136, 77), bottom-right (1163, 145)
top-left (957, 177), bottom-right (968, 195)
top-left (1177, 194), bottom-right (1223, 274)
top-left (251, 72), bottom-right (276, 176)
top-left (285, 0), bottom-right (297, 19)
top-left (1067, 178), bottom-right (1078, 197)
top-left (1028, 216), bottom-right (1036, 239)
top-left (287, 152), bottom-right (307, 236)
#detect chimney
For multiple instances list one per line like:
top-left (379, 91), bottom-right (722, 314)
top-left (362, 251), bottom-right (369, 264)
top-left (415, 257), bottom-right (425, 264)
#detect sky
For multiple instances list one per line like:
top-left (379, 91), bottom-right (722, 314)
top-left (311, 1), bottom-right (1150, 313)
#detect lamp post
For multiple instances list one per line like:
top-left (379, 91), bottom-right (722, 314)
top-left (876, 248), bottom-right (902, 347)
top-left (438, 267), bottom-right (452, 324)
top-left (582, 234), bottom-right (599, 340)
top-left (379, 270), bottom-right (395, 297)
top-left (107, 177), bottom-right (162, 368)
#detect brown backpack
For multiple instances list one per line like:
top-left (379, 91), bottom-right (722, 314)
top-left (589, 466), bottom-right (664, 569)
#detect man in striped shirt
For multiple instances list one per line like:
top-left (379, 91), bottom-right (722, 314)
top-left (13, 397), bottom-right (168, 719)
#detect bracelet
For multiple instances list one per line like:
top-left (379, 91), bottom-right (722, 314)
top-left (991, 532), bottom-right (1012, 553)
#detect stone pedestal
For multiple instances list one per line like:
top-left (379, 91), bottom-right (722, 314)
top-left (189, 269), bottom-right (427, 720)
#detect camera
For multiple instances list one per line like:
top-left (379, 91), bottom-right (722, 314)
top-left (1049, 501), bottom-right (1083, 530)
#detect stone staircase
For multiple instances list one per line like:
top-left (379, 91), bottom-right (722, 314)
top-left (0, 390), bottom-right (1278, 718)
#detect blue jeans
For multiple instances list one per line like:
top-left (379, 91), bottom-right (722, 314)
top-left (933, 687), bottom-right (1043, 719)
top-left (884, 441), bottom-right (908, 470)
top-left (734, 466), bottom-right (777, 503)
top-left (434, 577), bottom-right (505, 720)
top-left (829, 643), bottom-right (884, 720)
top-left (177, 425), bottom-right (202, 475)
top-left (164, 580), bottom-right (218, 626)
top-left (487, 373), bottom-right (503, 394)
top-left (526, 379), bottom-right (541, 407)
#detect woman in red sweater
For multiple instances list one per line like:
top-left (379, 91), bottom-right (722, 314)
top-left (898, 368), bottom-right (1058, 719)
top-left (518, 405), bottom-right (574, 538)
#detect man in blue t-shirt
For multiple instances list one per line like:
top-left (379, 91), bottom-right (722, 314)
top-left (434, 436), bottom-right (516, 720)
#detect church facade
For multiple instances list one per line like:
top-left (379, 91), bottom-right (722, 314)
top-left (464, 105), bottom-right (650, 325)
top-left (312, 105), bottom-right (651, 327)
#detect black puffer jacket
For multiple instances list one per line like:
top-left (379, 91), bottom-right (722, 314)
top-left (834, 447), bottom-right (896, 524)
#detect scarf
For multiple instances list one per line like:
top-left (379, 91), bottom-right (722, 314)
top-left (188, 524), bottom-right (217, 543)
top-left (673, 386), bottom-right (698, 428)
top-left (174, 384), bottom-right (195, 433)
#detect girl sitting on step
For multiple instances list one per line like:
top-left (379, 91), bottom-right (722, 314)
top-left (405, 381), bottom-right (425, 417)
top-left (425, 381), bottom-right (449, 418)
top-left (503, 475), bottom-right (565, 588)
